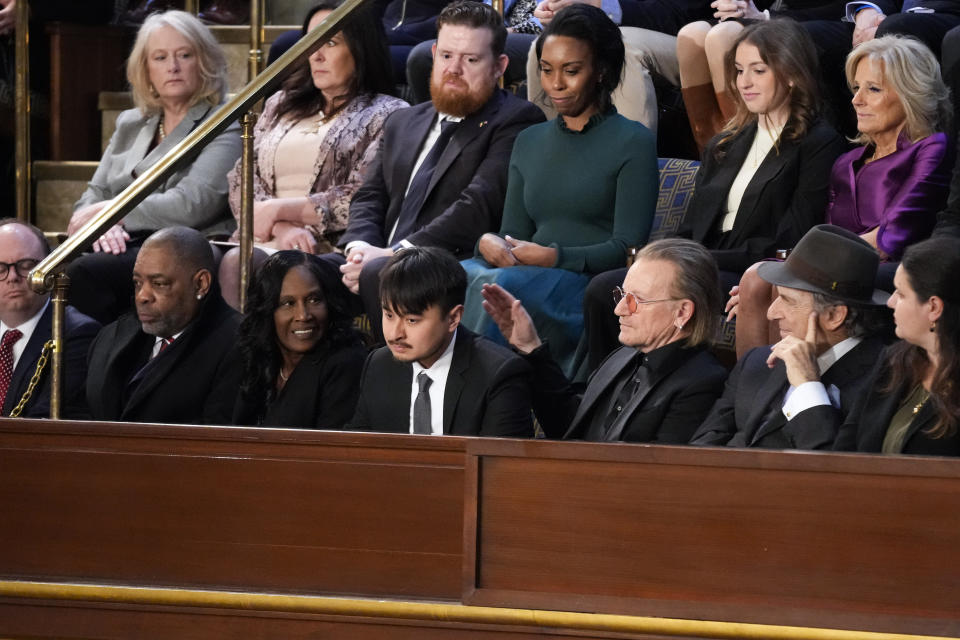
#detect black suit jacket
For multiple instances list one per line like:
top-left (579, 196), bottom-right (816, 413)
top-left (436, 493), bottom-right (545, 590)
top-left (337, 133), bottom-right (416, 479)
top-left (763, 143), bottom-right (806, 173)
top-left (835, 350), bottom-right (960, 456)
top-left (232, 342), bottom-right (368, 429)
top-left (340, 89), bottom-right (545, 258)
top-left (2, 304), bottom-right (100, 419)
top-left (691, 337), bottom-right (885, 449)
top-left (679, 118), bottom-right (848, 273)
top-left (527, 343), bottom-right (727, 443)
top-left (350, 327), bottom-right (534, 437)
top-left (86, 292), bottom-right (241, 425)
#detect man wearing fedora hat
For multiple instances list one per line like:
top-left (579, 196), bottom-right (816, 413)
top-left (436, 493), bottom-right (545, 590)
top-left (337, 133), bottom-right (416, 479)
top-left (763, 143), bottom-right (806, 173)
top-left (691, 225), bottom-right (890, 450)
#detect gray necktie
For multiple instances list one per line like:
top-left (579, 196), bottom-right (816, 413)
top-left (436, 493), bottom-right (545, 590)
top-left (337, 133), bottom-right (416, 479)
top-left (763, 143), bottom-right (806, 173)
top-left (413, 372), bottom-right (433, 434)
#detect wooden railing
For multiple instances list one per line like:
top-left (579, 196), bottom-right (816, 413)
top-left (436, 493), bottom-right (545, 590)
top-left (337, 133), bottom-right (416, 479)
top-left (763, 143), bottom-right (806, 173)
top-left (1, 419), bottom-right (959, 639)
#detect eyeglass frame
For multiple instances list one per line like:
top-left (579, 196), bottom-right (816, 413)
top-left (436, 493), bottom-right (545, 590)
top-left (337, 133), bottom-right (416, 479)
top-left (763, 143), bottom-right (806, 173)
top-left (0, 259), bottom-right (40, 282)
top-left (612, 286), bottom-right (680, 315)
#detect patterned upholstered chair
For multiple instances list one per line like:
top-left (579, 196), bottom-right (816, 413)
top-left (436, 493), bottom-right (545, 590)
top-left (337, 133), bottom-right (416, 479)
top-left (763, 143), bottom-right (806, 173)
top-left (650, 157), bottom-right (700, 241)
top-left (647, 158), bottom-right (736, 355)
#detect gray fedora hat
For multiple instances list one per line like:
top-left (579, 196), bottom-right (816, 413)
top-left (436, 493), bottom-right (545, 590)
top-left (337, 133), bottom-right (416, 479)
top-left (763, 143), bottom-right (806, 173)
top-left (757, 224), bottom-right (890, 306)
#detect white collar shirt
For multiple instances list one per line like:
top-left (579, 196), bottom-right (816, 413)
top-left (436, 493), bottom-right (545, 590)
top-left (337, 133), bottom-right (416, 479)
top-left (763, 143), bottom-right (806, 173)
top-left (408, 329), bottom-right (458, 435)
top-left (0, 298), bottom-right (49, 370)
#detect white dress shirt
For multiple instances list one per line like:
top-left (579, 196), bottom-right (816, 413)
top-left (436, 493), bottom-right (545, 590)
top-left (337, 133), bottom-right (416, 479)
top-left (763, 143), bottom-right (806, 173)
top-left (408, 329), bottom-right (458, 435)
top-left (781, 336), bottom-right (862, 420)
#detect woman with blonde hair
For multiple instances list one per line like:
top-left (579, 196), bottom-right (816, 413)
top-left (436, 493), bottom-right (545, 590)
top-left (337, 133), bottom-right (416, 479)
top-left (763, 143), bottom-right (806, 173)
top-left (67, 10), bottom-right (241, 323)
top-left (731, 35), bottom-right (953, 358)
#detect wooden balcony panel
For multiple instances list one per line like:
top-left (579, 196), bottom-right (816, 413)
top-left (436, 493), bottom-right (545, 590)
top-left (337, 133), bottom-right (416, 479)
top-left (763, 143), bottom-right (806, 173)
top-left (464, 439), bottom-right (960, 637)
top-left (0, 420), bottom-right (466, 600)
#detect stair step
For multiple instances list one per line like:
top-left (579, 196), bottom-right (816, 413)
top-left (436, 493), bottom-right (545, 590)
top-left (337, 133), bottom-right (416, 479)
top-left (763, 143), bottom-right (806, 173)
top-left (34, 161), bottom-right (98, 234)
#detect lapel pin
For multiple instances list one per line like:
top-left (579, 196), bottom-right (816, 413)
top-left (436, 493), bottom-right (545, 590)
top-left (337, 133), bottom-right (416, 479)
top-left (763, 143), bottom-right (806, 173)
top-left (479, 121), bottom-right (488, 128)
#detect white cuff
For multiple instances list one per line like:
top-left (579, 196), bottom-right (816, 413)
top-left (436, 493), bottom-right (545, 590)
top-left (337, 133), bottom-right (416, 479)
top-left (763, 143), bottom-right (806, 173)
top-left (782, 381), bottom-right (831, 421)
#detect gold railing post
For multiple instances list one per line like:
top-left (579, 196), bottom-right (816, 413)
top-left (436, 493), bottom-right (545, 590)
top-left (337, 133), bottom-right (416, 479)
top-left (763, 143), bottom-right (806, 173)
top-left (14, 0), bottom-right (30, 222)
top-left (491, 0), bottom-right (504, 89)
top-left (248, 0), bottom-right (264, 82)
top-left (238, 112), bottom-right (257, 313)
top-left (49, 272), bottom-right (69, 420)
top-left (184, 0), bottom-right (199, 14)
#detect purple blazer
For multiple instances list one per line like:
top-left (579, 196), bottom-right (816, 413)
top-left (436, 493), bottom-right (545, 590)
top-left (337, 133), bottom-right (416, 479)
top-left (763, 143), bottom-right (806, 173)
top-left (826, 132), bottom-right (952, 261)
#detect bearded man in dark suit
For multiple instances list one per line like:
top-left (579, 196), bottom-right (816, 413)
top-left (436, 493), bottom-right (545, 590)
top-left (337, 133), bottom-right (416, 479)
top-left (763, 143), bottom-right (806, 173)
top-left (327, 0), bottom-right (544, 341)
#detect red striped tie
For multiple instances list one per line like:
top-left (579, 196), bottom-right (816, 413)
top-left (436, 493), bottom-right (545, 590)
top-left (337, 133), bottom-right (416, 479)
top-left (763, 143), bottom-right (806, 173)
top-left (0, 328), bottom-right (24, 408)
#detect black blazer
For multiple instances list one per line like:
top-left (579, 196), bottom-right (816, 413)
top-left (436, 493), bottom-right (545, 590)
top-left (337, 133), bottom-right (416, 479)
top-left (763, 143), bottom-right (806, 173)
top-left (86, 292), bottom-right (241, 425)
top-left (527, 343), bottom-right (728, 443)
top-left (691, 337), bottom-right (885, 449)
top-left (350, 327), bottom-right (534, 437)
top-left (340, 89), bottom-right (545, 258)
top-left (1, 304), bottom-right (100, 419)
top-left (232, 342), bottom-right (368, 429)
top-left (835, 350), bottom-right (960, 456)
top-left (680, 118), bottom-right (848, 273)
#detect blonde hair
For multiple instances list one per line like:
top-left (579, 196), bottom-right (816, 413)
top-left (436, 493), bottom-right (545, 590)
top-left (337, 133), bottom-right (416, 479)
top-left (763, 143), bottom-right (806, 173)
top-left (845, 35), bottom-right (951, 146)
top-left (126, 10), bottom-right (227, 114)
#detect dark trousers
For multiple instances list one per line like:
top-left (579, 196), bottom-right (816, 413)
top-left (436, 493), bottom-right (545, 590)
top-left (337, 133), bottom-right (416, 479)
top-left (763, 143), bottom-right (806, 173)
top-left (66, 247), bottom-right (141, 326)
top-left (316, 252), bottom-right (388, 344)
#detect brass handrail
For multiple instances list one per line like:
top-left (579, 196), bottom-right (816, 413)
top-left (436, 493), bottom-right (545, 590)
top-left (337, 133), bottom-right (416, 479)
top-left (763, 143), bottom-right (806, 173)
top-left (0, 580), bottom-right (953, 640)
top-left (14, 0), bottom-right (30, 222)
top-left (27, 0), bottom-right (370, 416)
top-left (249, 0), bottom-right (264, 81)
top-left (28, 0), bottom-right (367, 294)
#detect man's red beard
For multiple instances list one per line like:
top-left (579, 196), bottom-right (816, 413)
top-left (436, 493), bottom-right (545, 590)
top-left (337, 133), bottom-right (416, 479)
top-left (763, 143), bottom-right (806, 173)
top-left (429, 71), bottom-right (495, 117)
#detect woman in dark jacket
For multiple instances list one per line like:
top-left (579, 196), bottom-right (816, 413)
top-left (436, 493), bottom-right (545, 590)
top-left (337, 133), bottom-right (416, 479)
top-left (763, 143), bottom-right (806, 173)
top-left (233, 251), bottom-right (367, 429)
top-left (835, 237), bottom-right (960, 456)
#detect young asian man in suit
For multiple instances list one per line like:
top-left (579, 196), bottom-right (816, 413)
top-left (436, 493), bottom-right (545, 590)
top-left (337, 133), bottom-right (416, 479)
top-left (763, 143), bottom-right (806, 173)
top-left (328, 0), bottom-right (545, 340)
top-left (350, 246), bottom-right (534, 437)
top-left (0, 220), bottom-right (100, 418)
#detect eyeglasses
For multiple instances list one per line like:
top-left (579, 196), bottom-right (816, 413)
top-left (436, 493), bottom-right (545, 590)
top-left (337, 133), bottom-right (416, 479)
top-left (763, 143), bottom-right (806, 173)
top-left (0, 259), bottom-right (39, 282)
top-left (612, 286), bottom-right (678, 314)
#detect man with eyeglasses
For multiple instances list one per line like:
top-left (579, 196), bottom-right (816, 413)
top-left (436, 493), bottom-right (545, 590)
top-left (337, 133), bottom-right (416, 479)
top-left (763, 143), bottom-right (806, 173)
top-left (0, 219), bottom-right (100, 418)
top-left (482, 238), bottom-right (727, 442)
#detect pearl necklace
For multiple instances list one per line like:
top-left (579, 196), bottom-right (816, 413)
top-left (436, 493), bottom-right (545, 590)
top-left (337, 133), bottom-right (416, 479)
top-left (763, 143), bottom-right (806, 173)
top-left (157, 113), bottom-right (166, 141)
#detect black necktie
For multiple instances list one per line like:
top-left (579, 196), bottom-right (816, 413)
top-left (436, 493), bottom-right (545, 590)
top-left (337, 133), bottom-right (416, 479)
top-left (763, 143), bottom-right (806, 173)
top-left (413, 372), bottom-right (433, 434)
top-left (391, 118), bottom-right (459, 244)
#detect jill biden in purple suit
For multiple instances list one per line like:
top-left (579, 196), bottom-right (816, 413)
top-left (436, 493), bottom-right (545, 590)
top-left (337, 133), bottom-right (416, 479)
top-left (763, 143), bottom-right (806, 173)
top-left (826, 35), bottom-right (953, 262)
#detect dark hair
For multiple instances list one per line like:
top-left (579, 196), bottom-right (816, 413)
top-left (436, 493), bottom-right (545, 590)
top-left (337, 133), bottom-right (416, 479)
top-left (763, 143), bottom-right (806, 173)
top-left (0, 218), bottom-right (51, 256)
top-left (237, 251), bottom-right (363, 419)
top-left (535, 3), bottom-right (624, 114)
top-left (436, 0), bottom-right (507, 57)
top-left (811, 293), bottom-right (893, 340)
top-left (275, 0), bottom-right (395, 123)
top-left (716, 19), bottom-right (822, 158)
top-left (379, 246), bottom-right (467, 315)
top-left (883, 237), bottom-right (960, 439)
